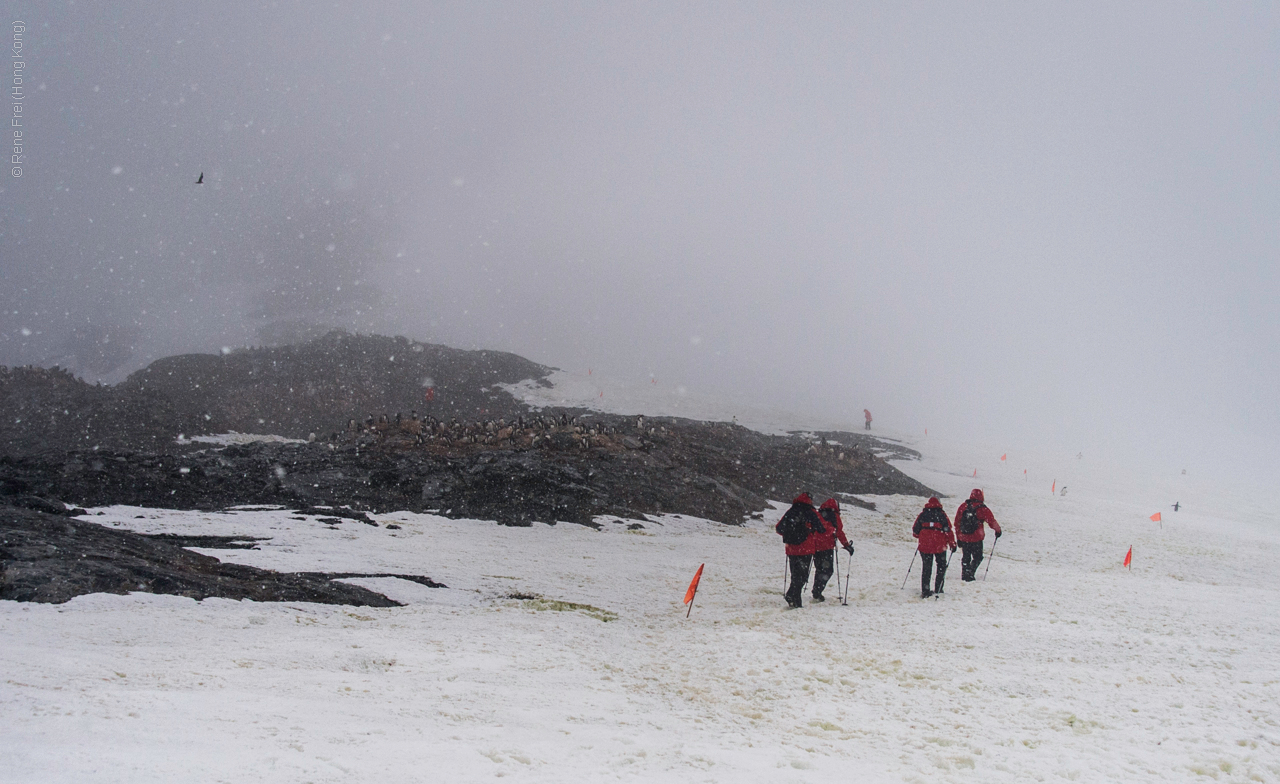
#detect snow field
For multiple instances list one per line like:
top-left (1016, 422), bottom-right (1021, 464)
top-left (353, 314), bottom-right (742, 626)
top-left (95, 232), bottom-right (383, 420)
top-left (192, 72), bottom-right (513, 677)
top-left (2, 433), bottom-right (1278, 782)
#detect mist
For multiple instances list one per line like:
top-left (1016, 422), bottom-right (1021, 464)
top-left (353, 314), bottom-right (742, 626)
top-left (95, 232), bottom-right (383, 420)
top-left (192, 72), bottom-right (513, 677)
top-left (2, 3), bottom-right (1277, 483)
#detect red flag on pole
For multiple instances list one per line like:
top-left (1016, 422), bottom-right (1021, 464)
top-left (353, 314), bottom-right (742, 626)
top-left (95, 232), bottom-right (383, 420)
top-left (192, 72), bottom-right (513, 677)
top-left (1051, 479), bottom-right (1056, 494)
top-left (1123, 547), bottom-right (1132, 569)
top-left (1000, 453), bottom-right (1006, 461)
top-left (973, 469), bottom-right (977, 478)
top-left (684, 563), bottom-right (705, 617)
top-left (1149, 512), bottom-right (1161, 522)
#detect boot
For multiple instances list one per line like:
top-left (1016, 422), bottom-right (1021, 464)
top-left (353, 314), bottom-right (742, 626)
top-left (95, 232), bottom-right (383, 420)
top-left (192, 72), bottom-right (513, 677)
top-left (920, 589), bottom-right (933, 599)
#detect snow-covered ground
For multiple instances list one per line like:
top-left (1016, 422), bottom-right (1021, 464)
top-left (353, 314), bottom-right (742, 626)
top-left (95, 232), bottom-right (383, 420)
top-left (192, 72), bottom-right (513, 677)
top-left (500, 369), bottom-right (856, 436)
top-left (3, 421), bottom-right (1279, 781)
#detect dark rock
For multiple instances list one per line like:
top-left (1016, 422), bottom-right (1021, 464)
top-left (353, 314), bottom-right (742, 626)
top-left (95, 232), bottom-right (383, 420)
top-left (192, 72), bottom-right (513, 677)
top-left (0, 505), bottom-right (404, 606)
top-left (142, 534), bottom-right (267, 550)
top-left (0, 412), bottom-right (936, 528)
top-left (0, 333), bottom-right (554, 457)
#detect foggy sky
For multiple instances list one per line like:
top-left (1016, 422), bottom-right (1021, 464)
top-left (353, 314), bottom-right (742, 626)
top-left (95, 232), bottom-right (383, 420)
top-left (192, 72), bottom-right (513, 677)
top-left (3, 3), bottom-right (1278, 482)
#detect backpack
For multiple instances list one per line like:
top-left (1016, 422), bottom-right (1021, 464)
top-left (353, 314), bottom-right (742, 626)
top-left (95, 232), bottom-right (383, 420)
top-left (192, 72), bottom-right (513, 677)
top-left (958, 502), bottom-right (984, 536)
top-left (778, 505), bottom-right (817, 545)
top-left (914, 505), bottom-right (950, 536)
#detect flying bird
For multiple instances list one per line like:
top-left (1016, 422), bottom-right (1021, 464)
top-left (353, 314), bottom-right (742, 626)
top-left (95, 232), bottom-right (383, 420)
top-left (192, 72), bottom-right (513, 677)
top-left (196, 172), bottom-right (204, 184)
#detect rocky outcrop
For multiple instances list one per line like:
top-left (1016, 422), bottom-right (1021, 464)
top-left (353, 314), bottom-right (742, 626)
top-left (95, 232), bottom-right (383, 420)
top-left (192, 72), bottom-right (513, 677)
top-left (0, 415), bottom-right (934, 527)
top-left (0, 332), bottom-right (553, 457)
top-left (0, 504), bottom-right (419, 606)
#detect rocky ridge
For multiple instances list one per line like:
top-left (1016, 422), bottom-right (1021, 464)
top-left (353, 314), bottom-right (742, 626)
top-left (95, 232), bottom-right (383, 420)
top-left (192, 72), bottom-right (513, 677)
top-left (0, 333), bottom-right (937, 605)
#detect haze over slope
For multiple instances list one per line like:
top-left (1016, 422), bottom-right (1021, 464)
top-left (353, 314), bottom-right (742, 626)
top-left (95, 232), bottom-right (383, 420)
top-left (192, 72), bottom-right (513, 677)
top-left (2, 4), bottom-right (1277, 483)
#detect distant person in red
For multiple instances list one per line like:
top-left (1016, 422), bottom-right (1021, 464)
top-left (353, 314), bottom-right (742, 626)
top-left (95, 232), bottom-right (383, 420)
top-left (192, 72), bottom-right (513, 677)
top-left (912, 497), bottom-right (955, 598)
top-left (955, 489), bottom-right (1002, 581)
top-left (811, 498), bottom-right (855, 602)
top-left (775, 492), bottom-right (825, 608)
top-left (863, 409), bottom-right (872, 430)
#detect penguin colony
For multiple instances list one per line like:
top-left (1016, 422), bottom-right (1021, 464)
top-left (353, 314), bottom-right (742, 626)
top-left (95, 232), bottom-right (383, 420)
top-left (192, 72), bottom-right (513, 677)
top-left (332, 411), bottom-right (664, 453)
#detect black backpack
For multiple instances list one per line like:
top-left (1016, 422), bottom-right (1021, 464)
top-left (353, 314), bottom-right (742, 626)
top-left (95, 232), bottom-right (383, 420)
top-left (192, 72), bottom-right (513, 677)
top-left (958, 502), bottom-right (984, 536)
top-left (778, 505), bottom-right (817, 545)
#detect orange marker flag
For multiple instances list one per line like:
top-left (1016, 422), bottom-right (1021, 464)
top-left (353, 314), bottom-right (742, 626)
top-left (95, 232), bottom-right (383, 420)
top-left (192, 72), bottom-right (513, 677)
top-left (1149, 512), bottom-right (1161, 523)
top-left (684, 563), bottom-right (705, 618)
top-left (973, 469), bottom-right (978, 478)
top-left (1123, 547), bottom-right (1132, 569)
top-left (1052, 479), bottom-right (1056, 494)
top-left (1000, 453), bottom-right (1007, 461)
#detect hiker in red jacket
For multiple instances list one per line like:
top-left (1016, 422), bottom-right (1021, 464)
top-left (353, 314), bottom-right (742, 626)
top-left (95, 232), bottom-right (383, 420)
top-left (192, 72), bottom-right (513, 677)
top-left (775, 492), bottom-right (825, 608)
top-left (912, 497), bottom-right (956, 598)
top-left (955, 489), bottom-right (1002, 581)
top-left (811, 498), bottom-right (855, 602)
top-left (863, 409), bottom-right (872, 431)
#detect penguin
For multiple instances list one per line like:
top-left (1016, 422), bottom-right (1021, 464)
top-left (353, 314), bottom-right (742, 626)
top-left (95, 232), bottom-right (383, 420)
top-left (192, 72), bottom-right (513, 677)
top-left (196, 172), bottom-right (204, 184)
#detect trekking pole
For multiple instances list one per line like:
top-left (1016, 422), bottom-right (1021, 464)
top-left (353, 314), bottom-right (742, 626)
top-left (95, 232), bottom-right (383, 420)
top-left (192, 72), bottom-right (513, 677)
top-left (900, 549), bottom-right (918, 590)
top-left (834, 547), bottom-right (843, 603)
top-left (842, 549), bottom-right (851, 605)
top-left (982, 538), bottom-right (998, 581)
top-left (784, 556), bottom-right (789, 592)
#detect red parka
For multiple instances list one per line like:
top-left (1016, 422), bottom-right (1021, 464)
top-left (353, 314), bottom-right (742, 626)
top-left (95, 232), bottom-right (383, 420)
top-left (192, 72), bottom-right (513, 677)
top-left (912, 497), bottom-right (956, 554)
top-left (954, 489), bottom-right (1001, 543)
top-left (776, 493), bottom-right (826, 556)
top-left (811, 498), bottom-right (850, 551)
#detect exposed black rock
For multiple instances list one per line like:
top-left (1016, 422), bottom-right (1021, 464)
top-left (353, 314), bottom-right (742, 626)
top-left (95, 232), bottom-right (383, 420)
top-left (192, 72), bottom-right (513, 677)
top-left (142, 534), bottom-right (268, 550)
top-left (0, 332), bottom-right (553, 457)
top-left (0, 504), bottom-right (408, 606)
top-left (0, 415), bottom-right (934, 527)
top-left (0, 334), bottom-right (939, 607)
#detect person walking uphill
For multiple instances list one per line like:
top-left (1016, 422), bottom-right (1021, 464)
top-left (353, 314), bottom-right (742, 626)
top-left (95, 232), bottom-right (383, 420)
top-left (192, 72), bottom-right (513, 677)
top-left (955, 489), bottom-right (1002, 581)
top-left (811, 498), bottom-right (855, 602)
top-left (775, 493), bottom-right (826, 608)
top-left (912, 497), bottom-right (956, 598)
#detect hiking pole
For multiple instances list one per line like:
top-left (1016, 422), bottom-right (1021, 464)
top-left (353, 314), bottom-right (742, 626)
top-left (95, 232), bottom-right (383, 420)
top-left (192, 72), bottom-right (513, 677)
top-left (834, 547), bottom-right (843, 603)
top-left (842, 549), bottom-right (851, 605)
top-left (784, 556), bottom-right (789, 593)
top-left (982, 538), bottom-right (999, 581)
top-left (900, 549), bottom-right (918, 590)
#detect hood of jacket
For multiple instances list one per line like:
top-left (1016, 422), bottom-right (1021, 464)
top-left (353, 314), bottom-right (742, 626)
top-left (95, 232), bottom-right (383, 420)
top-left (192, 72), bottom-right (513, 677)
top-left (819, 498), bottom-right (840, 511)
top-left (793, 492), bottom-right (813, 506)
top-left (925, 497), bottom-right (943, 509)
top-left (969, 488), bottom-right (985, 503)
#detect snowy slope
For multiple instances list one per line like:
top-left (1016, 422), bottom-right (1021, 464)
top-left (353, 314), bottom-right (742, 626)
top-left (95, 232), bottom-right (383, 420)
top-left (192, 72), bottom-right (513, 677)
top-left (500, 369), bottom-right (858, 436)
top-left (3, 397), bottom-right (1279, 782)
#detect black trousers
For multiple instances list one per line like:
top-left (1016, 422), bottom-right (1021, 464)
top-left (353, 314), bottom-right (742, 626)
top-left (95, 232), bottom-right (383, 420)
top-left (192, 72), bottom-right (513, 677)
top-left (960, 540), bottom-right (984, 581)
top-left (786, 554), bottom-right (812, 606)
top-left (812, 549), bottom-right (834, 598)
top-left (921, 551), bottom-right (949, 595)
